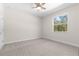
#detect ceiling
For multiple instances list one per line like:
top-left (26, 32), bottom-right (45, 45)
top-left (5, 3), bottom-right (78, 18)
top-left (32, 3), bottom-right (78, 18)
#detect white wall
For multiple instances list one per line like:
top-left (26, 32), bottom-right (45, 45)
top-left (43, 4), bottom-right (79, 47)
top-left (4, 4), bottom-right (42, 44)
top-left (0, 3), bottom-right (4, 49)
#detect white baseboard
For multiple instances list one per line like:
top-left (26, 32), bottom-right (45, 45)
top-left (4, 37), bottom-right (79, 48)
top-left (43, 37), bottom-right (79, 48)
top-left (4, 38), bottom-right (41, 45)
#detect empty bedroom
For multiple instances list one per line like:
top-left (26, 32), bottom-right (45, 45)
top-left (0, 3), bottom-right (79, 56)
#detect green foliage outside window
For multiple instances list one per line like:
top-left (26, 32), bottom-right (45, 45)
top-left (54, 15), bottom-right (68, 32)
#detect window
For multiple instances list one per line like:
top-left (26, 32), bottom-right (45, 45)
top-left (54, 15), bottom-right (68, 32)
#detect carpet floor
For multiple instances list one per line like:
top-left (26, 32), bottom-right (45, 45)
top-left (0, 39), bottom-right (78, 56)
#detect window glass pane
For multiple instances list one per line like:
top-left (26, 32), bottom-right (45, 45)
top-left (54, 15), bottom-right (68, 32)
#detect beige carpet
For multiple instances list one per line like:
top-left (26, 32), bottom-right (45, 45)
top-left (0, 39), bottom-right (78, 56)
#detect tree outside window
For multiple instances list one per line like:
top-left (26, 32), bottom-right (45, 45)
top-left (54, 15), bottom-right (68, 32)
